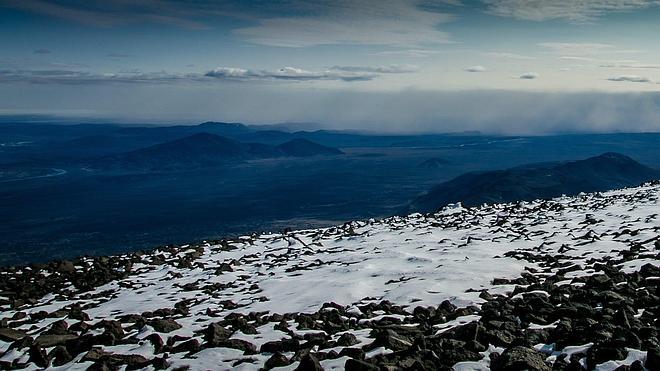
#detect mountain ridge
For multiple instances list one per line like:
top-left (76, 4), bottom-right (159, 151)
top-left (92, 133), bottom-right (343, 171)
top-left (410, 152), bottom-right (660, 213)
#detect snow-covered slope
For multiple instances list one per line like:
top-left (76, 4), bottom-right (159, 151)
top-left (1, 182), bottom-right (659, 370)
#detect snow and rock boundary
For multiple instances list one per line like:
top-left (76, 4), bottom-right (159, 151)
top-left (0, 181), bottom-right (659, 370)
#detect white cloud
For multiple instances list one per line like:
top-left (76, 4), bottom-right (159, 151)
top-left (560, 56), bottom-right (597, 62)
top-left (465, 65), bottom-right (486, 72)
top-left (539, 42), bottom-right (614, 55)
top-left (205, 66), bottom-right (372, 81)
top-left (482, 51), bottom-right (535, 60)
top-left (205, 65), bottom-right (416, 82)
top-left (371, 49), bottom-right (440, 58)
top-left (607, 75), bottom-right (653, 83)
top-left (0, 69), bottom-right (199, 84)
top-left (519, 72), bottom-right (539, 79)
top-left (233, 0), bottom-right (453, 47)
top-left (0, 64), bottom-right (418, 85)
top-left (484, 0), bottom-right (657, 22)
top-left (329, 64), bottom-right (419, 73)
top-left (601, 63), bottom-right (660, 69)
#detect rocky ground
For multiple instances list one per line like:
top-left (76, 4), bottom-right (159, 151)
top-left (0, 182), bottom-right (659, 370)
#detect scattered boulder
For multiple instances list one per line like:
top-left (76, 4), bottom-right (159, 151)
top-left (172, 338), bottom-right (200, 354)
top-left (148, 318), bottom-right (182, 333)
top-left (49, 345), bottom-right (73, 366)
top-left (295, 353), bottom-right (324, 371)
top-left (34, 334), bottom-right (78, 348)
top-left (214, 339), bottom-right (257, 354)
top-left (345, 358), bottom-right (379, 371)
top-left (28, 345), bottom-right (50, 368)
top-left (646, 348), bottom-right (660, 370)
top-left (336, 332), bottom-right (359, 346)
top-left (491, 346), bottom-right (551, 371)
top-left (204, 323), bottom-right (232, 346)
top-left (265, 352), bottom-right (290, 369)
top-left (260, 338), bottom-right (300, 353)
top-left (0, 327), bottom-right (27, 342)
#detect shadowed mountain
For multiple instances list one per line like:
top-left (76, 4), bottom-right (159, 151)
top-left (419, 157), bottom-right (450, 168)
top-left (410, 153), bottom-right (660, 212)
top-left (275, 138), bottom-right (344, 156)
top-left (92, 133), bottom-right (342, 171)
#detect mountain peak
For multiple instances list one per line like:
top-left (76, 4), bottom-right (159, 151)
top-left (593, 152), bottom-right (635, 162)
top-left (411, 153), bottom-right (659, 212)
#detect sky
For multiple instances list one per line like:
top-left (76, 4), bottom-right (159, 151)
top-left (1, 0), bottom-right (660, 133)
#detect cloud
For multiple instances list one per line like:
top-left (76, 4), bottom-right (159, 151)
top-left (232, 0), bottom-right (454, 47)
top-left (4, 1), bottom-right (456, 47)
top-left (519, 72), bottom-right (539, 79)
top-left (1, 0), bottom-right (211, 29)
top-left (465, 65), bottom-right (486, 72)
top-left (560, 56), bottom-right (597, 62)
top-left (204, 65), bottom-right (418, 82)
top-left (0, 63), bottom-right (417, 85)
top-left (0, 69), bottom-right (201, 84)
top-left (0, 0), bottom-right (215, 29)
top-left (7, 88), bottom-right (660, 135)
top-left (484, 0), bottom-right (658, 23)
top-left (539, 42), bottom-right (615, 55)
top-left (33, 49), bottom-right (51, 54)
top-left (482, 51), bottom-right (535, 60)
top-left (371, 49), bottom-right (440, 58)
top-left (601, 63), bottom-right (660, 69)
top-left (329, 65), bottom-right (419, 74)
top-left (607, 75), bottom-right (653, 83)
top-left (204, 66), bottom-right (378, 82)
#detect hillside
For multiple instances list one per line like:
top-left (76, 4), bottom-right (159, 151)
top-left (411, 152), bottom-right (660, 212)
top-left (0, 182), bottom-right (658, 370)
top-left (276, 138), bottom-right (344, 157)
top-left (93, 133), bottom-right (343, 171)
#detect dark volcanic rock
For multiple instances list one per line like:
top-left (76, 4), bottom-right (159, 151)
top-left (172, 338), bottom-right (200, 354)
top-left (587, 342), bottom-right (628, 369)
top-left (265, 352), bottom-right (290, 369)
top-left (295, 353), bottom-right (324, 371)
top-left (214, 339), bottom-right (257, 354)
top-left (345, 358), bottom-right (379, 371)
top-left (260, 338), bottom-right (300, 353)
top-left (34, 334), bottom-right (78, 348)
top-left (49, 346), bottom-right (73, 366)
top-left (0, 327), bottom-right (27, 342)
top-left (28, 345), bottom-right (50, 368)
top-left (646, 348), bottom-right (660, 370)
top-left (148, 318), bottom-right (182, 333)
top-left (491, 346), bottom-right (551, 371)
top-left (371, 329), bottom-right (414, 351)
top-left (203, 322), bottom-right (232, 346)
top-left (336, 332), bottom-right (359, 346)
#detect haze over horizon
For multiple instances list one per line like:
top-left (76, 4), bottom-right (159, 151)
top-left (2, 0), bottom-right (660, 134)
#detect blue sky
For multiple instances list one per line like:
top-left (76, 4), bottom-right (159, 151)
top-left (1, 1), bottom-right (660, 133)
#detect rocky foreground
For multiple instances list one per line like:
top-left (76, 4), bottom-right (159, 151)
top-left (1, 182), bottom-right (659, 370)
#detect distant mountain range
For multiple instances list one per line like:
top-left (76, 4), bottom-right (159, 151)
top-left (410, 152), bottom-right (660, 212)
top-left (92, 133), bottom-right (343, 171)
top-left (1, 121), bottom-right (496, 163)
